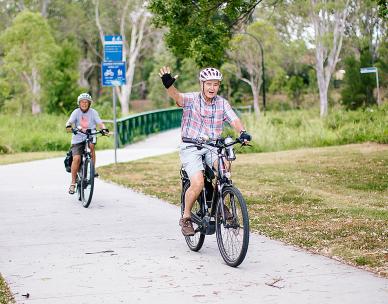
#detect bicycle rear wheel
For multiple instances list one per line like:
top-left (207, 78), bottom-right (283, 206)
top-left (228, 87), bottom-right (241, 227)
top-left (215, 186), bottom-right (249, 267)
top-left (181, 181), bottom-right (205, 251)
top-left (80, 157), bottom-right (95, 208)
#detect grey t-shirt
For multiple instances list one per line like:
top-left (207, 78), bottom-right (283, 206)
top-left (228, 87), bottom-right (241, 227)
top-left (66, 108), bottom-right (102, 144)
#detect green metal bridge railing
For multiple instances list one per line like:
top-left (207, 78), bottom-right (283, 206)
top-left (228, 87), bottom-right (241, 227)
top-left (115, 108), bottom-right (183, 147)
top-left (108, 105), bottom-right (252, 147)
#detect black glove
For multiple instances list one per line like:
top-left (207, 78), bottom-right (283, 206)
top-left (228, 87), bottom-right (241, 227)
top-left (161, 73), bottom-right (176, 89)
top-left (101, 128), bottom-right (109, 135)
top-left (239, 131), bottom-right (251, 142)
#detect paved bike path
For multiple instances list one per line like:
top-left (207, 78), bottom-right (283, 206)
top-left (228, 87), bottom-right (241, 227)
top-left (0, 129), bottom-right (387, 304)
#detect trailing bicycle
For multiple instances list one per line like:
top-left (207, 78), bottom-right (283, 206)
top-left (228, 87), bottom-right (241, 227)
top-left (71, 128), bottom-right (107, 208)
top-left (180, 136), bottom-right (250, 267)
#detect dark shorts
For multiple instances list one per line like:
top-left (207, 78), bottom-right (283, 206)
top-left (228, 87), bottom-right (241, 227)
top-left (71, 143), bottom-right (85, 156)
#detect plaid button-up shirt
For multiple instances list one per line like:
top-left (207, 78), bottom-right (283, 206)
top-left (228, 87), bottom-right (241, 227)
top-left (180, 92), bottom-right (238, 140)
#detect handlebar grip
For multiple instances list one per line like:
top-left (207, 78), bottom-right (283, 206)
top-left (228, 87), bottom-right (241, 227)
top-left (182, 138), bottom-right (199, 144)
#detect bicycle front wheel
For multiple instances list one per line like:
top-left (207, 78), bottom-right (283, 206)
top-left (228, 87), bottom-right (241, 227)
top-left (215, 186), bottom-right (249, 267)
top-left (181, 181), bottom-right (205, 251)
top-left (80, 157), bottom-right (95, 208)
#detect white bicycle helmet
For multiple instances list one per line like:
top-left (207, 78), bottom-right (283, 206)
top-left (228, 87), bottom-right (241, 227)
top-left (77, 93), bottom-right (93, 105)
top-left (198, 67), bottom-right (223, 82)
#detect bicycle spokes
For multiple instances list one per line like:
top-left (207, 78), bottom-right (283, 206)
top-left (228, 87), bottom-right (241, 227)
top-left (216, 186), bottom-right (249, 267)
top-left (80, 158), bottom-right (95, 208)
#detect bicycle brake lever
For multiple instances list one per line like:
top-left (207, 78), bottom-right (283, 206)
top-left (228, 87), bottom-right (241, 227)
top-left (240, 143), bottom-right (252, 147)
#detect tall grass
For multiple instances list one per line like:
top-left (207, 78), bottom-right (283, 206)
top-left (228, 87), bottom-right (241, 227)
top-left (0, 105), bottom-right (386, 154)
top-left (234, 105), bottom-right (387, 153)
top-left (0, 114), bottom-right (113, 153)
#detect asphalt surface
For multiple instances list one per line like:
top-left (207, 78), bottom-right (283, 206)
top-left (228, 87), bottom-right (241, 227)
top-left (0, 128), bottom-right (387, 303)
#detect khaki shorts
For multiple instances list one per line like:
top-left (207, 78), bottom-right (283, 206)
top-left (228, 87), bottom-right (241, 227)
top-left (179, 142), bottom-right (218, 178)
top-left (71, 143), bottom-right (85, 156)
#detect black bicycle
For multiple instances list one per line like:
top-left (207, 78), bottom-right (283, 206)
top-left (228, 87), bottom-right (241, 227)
top-left (180, 136), bottom-right (250, 267)
top-left (72, 128), bottom-right (107, 208)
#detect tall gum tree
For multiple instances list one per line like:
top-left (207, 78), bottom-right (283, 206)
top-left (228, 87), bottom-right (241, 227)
top-left (310, 0), bottom-right (349, 117)
top-left (227, 21), bottom-right (282, 117)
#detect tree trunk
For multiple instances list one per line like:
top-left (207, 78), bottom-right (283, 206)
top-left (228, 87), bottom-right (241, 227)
top-left (117, 7), bottom-right (149, 115)
top-left (41, 0), bottom-right (51, 18)
top-left (23, 68), bottom-right (41, 114)
top-left (78, 58), bottom-right (93, 88)
top-left (94, 0), bottom-right (150, 115)
top-left (237, 73), bottom-right (261, 118)
top-left (31, 67), bottom-right (41, 114)
top-left (310, 0), bottom-right (349, 117)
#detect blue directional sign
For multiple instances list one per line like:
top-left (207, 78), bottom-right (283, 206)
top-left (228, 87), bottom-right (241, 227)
top-left (104, 35), bottom-right (123, 62)
top-left (102, 62), bottom-right (126, 87)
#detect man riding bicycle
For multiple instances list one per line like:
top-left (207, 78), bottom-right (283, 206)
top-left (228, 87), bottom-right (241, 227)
top-left (159, 66), bottom-right (252, 236)
top-left (65, 93), bottom-right (109, 195)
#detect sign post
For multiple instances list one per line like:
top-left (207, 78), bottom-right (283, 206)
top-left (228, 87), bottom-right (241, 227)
top-left (360, 67), bottom-right (381, 106)
top-left (102, 35), bottom-right (126, 164)
top-left (113, 88), bottom-right (117, 164)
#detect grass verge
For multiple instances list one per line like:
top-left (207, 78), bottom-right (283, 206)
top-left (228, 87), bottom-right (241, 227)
top-left (0, 151), bottom-right (65, 165)
top-left (99, 143), bottom-right (388, 277)
top-left (0, 274), bottom-right (15, 304)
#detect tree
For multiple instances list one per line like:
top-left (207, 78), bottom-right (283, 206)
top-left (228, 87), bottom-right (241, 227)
top-left (94, 0), bottom-right (151, 115)
top-left (310, 0), bottom-right (349, 117)
top-left (340, 0), bottom-right (385, 108)
top-left (376, 0), bottom-right (387, 19)
top-left (227, 20), bottom-right (282, 116)
top-left (44, 40), bottom-right (83, 114)
top-left (341, 51), bottom-right (376, 109)
top-left (148, 0), bottom-right (264, 67)
top-left (0, 11), bottom-right (58, 114)
top-left (346, 0), bottom-right (385, 63)
top-left (286, 75), bottom-right (306, 108)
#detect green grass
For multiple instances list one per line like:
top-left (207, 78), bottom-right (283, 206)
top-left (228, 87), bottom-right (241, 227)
top-left (0, 273), bottom-right (14, 304)
top-left (0, 113), bottom-right (113, 153)
top-left (0, 151), bottom-right (65, 165)
top-left (99, 143), bottom-right (388, 277)
top-left (1, 105), bottom-right (386, 154)
top-left (227, 105), bottom-right (387, 153)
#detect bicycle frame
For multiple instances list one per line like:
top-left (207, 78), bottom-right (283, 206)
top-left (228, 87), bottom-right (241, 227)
top-left (71, 128), bottom-right (105, 207)
top-left (182, 137), bottom-right (244, 233)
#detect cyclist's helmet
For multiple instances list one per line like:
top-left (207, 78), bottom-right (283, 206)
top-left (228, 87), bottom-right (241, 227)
top-left (77, 93), bottom-right (93, 105)
top-left (198, 67), bottom-right (223, 82)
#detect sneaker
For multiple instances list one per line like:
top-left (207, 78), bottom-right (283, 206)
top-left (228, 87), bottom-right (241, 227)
top-left (179, 217), bottom-right (195, 236)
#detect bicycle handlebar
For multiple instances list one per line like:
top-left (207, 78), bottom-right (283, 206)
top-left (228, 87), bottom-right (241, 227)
top-left (182, 137), bottom-right (246, 149)
top-left (71, 128), bottom-right (108, 136)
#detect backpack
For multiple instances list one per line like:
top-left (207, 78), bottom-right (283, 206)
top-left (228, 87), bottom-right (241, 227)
top-left (64, 149), bottom-right (73, 173)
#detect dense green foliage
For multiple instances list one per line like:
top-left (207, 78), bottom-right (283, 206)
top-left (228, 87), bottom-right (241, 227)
top-left (0, 11), bottom-right (57, 113)
top-left (376, 0), bottom-right (387, 19)
top-left (44, 40), bottom-right (84, 114)
top-left (148, 0), bottom-right (263, 66)
top-left (0, 1), bottom-right (386, 116)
